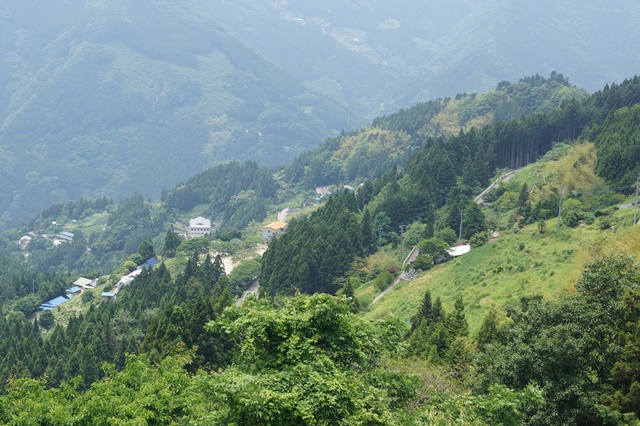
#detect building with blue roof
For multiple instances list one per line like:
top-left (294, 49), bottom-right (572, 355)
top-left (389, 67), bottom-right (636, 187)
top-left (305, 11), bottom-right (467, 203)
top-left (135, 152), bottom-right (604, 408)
top-left (65, 286), bottom-right (82, 297)
top-left (101, 292), bottom-right (116, 301)
top-left (39, 296), bottom-right (69, 310)
top-left (139, 257), bottom-right (159, 270)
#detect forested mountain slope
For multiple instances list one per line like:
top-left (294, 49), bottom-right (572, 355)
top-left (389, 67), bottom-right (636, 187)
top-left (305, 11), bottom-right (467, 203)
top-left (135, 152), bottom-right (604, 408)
top-left (4, 73), bottom-right (640, 423)
top-left (0, 0), bottom-right (352, 230)
top-left (286, 74), bottom-right (639, 189)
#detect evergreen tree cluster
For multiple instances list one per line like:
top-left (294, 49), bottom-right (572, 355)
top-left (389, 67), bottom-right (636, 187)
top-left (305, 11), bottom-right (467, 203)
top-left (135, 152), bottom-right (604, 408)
top-left (285, 75), bottom-right (640, 196)
top-left (0, 255), bottom-right (233, 393)
top-left (261, 190), bottom-right (369, 296)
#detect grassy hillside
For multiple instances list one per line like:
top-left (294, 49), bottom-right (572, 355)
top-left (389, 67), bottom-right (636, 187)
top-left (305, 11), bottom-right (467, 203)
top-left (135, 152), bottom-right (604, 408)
top-left (287, 73), bottom-right (588, 187)
top-left (361, 142), bottom-right (640, 333)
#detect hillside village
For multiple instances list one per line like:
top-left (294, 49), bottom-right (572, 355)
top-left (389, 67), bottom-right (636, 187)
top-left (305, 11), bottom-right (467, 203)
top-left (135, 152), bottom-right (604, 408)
top-left (1, 69), bottom-right (640, 422)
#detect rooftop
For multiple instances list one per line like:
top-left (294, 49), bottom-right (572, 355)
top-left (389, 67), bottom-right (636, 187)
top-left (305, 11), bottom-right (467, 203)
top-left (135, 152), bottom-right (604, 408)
top-left (189, 217), bottom-right (211, 228)
top-left (139, 257), bottom-right (160, 269)
top-left (263, 221), bottom-right (288, 230)
top-left (447, 244), bottom-right (471, 257)
top-left (74, 277), bottom-right (93, 287)
top-left (39, 296), bottom-right (69, 310)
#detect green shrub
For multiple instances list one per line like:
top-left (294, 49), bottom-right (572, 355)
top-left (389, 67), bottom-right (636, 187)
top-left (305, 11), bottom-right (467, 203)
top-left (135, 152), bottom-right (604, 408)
top-left (413, 254), bottom-right (434, 271)
top-left (374, 270), bottom-right (395, 292)
top-left (82, 291), bottom-right (95, 303)
top-left (470, 232), bottom-right (490, 248)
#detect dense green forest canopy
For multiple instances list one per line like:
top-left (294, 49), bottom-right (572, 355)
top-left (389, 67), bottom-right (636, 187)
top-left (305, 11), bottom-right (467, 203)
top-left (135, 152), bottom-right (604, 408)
top-left (3, 253), bottom-right (640, 423)
top-left (3, 72), bottom-right (640, 423)
top-left (287, 74), bottom-right (640, 190)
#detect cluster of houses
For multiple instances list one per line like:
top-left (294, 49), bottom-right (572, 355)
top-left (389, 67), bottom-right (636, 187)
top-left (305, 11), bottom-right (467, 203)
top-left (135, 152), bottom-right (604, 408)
top-left (185, 216), bottom-right (289, 242)
top-left (37, 256), bottom-right (161, 310)
top-left (32, 213), bottom-right (292, 315)
top-left (38, 277), bottom-right (96, 310)
top-left (18, 231), bottom-right (75, 251)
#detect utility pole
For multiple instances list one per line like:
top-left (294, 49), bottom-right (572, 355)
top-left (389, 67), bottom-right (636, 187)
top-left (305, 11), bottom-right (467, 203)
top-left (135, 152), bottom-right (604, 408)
top-left (556, 184), bottom-right (564, 234)
top-left (378, 227), bottom-right (383, 248)
top-left (399, 224), bottom-right (406, 262)
top-left (459, 209), bottom-right (464, 241)
top-left (635, 175), bottom-right (639, 225)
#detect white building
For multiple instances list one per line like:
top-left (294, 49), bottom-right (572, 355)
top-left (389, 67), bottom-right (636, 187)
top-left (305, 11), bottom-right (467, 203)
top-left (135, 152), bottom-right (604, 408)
top-left (59, 231), bottom-right (74, 242)
top-left (262, 221), bottom-right (288, 241)
top-left (189, 217), bottom-right (212, 239)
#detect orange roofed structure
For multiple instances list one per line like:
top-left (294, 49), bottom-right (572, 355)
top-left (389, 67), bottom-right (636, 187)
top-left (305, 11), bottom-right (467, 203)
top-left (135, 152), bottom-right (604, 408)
top-left (262, 221), bottom-right (288, 240)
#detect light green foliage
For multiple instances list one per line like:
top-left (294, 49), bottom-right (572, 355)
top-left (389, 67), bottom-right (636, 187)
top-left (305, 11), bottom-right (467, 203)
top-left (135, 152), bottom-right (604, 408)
top-left (12, 294), bottom-right (40, 316)
top-left (404, 222), bottom-right (427, 246)
top-left (413, 254), bottom-right (433, 271)
top-left (419, 238), bottom-right (450, 260)
top-left (420, 384), bottom-right (544, 426)
top-left (228, 257), bottom-right (260, 295)
top-left (495, 191), bottom-right (519, 211)
top-left (0, 350), bottom-right (206, 425)
top-left (206, 294), bottom-right (419, 424)
top-left (374, 270), bottom-right (395, 292)
top-left (211, 294), bottom-right (379, 371)
top-left (127, 252), bottom-right (143, 265)
top-left (435, 228), bottom-right (458, 246)
top-left (122, 260), bottom-right (137, 273)
top-left (470, 231), bottom-right (490, 248)
top-left (477, 253), bottom-right (640, 424)
top-left (81, 290), bottom-right (94, 303)
top-left (177, 237), bottom-right (209, 257)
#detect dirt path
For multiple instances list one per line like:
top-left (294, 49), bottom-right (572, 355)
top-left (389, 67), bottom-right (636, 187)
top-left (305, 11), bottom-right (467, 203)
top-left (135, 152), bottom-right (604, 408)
top-left (278, 208), bottom-right (289, 222)
top-left (370, 275), bottom-right (405, 306)
top-left (236, 279), bottom-right (260, 306)
top-left (216, 244), bottom-right (267, 275)
top-left (475, 170), bottom-right (519, 205)
top-left (370, 247), bottom-right (418, 307)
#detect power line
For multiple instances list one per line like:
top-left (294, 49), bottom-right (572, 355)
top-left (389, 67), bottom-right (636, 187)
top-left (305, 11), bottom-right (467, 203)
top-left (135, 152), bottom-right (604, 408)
top-left (635, 175), bottom-right (639, 225)
top-left (557, 183), bottom-right (564, 234)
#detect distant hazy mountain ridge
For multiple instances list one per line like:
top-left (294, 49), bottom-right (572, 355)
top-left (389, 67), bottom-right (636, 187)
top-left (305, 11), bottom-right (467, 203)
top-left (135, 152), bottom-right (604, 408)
top-left (0, 0), bottom-right (351, 230)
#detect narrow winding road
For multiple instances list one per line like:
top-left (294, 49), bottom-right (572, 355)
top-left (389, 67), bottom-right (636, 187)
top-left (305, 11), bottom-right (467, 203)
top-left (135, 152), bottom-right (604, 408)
top-left (475, 170), bottom-right (519, 205)
top-left (236, 279), bottom-right (259, 306)
top-left (369, 246), bottom-right (419, 307)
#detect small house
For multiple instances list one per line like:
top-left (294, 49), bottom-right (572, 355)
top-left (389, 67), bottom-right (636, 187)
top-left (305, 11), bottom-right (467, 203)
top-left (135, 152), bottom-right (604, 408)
top-left (74, 277), bottom-right (94, 289)
top-left (101, 292), bottom-right (116, 302)
top-left (59, 232), bottom-right (74, 242)
top-left (18, 235), bottom-right (31, 249)
top-left (65, 286), bottom-right (82, 298)
top-left (262, 221), bottom-right (288, 241)
top-left (117, 269), bottom-right (142, 287)
top-left (139, 257), bottom-right (159, 270)
top-left (446, 244), bottom-right (471, 258)
top-left (39, 296), bottom-right (69, 310)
